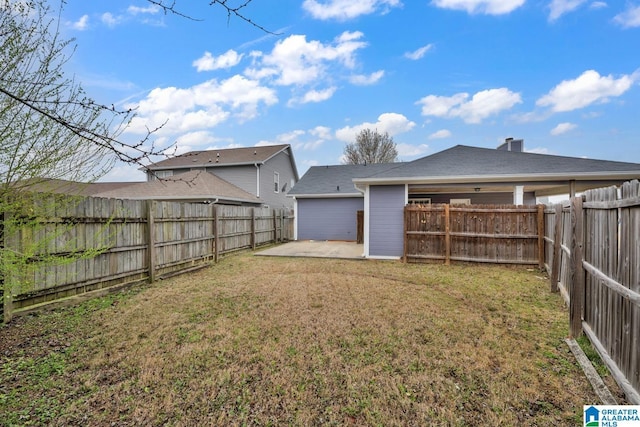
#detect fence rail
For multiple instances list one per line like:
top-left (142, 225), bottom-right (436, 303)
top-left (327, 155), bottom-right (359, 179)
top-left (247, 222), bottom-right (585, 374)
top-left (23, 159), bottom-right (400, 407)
top-left (544, 180), bottom-right (640, 404)
top-left (404, 204), bottom-right (544, 266)
top-left (2, 195), bottom-right (293, 322)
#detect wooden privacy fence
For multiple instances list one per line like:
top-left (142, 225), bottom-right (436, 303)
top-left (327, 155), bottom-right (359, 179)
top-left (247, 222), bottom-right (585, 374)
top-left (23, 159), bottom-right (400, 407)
top-left (2, 194), bottom-right (294, 322)
top-left (545, 180), bottom-right (640, 404)
top-left (404, 203), bottom-right (545, 266)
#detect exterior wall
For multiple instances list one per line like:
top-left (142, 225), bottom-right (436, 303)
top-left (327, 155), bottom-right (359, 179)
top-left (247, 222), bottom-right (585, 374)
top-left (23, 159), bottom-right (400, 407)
top-left (411, 191), bottom-right (536, 205)
top-left (369, 185), bottom-right (405, 258)
top-left (297, 197), bottom-right (364, 241)
top-left (257, 150), bottom-right (297, 208)
top-left (146, 149), bottom-right (297, 209)
top-left (205, 165), bottom-right (258, 198)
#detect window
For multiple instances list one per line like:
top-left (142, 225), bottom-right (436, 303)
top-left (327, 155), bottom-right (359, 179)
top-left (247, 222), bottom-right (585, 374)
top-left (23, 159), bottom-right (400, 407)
top-left (152, 170), bottom-right (173, 180)
top-left (408, 198), bottom-right (431, 205)
top-left (274, 172), bottom-right (280, 193)
top-left (450, 198), bottom-right (471, 205)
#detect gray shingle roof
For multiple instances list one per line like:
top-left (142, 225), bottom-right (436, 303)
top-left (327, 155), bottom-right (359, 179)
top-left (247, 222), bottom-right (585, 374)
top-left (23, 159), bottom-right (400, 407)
top-left (92, 170), bottom-right (261, 203)
top-left (361, 145), bottom-right (640, 181)
top-left (146, 144), bottom-right (291, 170)
top-left (289, 163), bottom-right (403, 197)
top-left (291, 145), bottom-right (640, 197)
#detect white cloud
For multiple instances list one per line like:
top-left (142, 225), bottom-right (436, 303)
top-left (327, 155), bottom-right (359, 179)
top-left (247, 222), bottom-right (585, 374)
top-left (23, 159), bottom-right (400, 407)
top-left (175, 131), bottom-right (221, 148)
top-left (245, 32), bottom-right (368, 87)
top-left (428, 129), bottom-right (452, 139)
top-left (193, 50), bottom-right (244, 72)
top-left (589, 1), bottom-right (607, 10)
top-left (536, 70), bottom-right (635, 112)
top-left (404, 44), bottom-right (434, 60)
top-left (550, 122), bottom-right (577, 135)
top-left (310, 126), bottom-right (333, 140)
top-left (397, 143), bottom-right (430, 158)
top-left (614, 5), bottom-right (640, 28)
top-left (431, 0), bottom-right (525, 15)
top-left (349, 70), bottom-right (385, 85)
top-left (259, 128), bottom-right (331, 152)
top-left (71, 15), bottom-right (89, 31)
top-left (335, 113), bottom-right (416, 142)
top-left (302, 0), bottom-right (402, 21)
top-left (274, 130), bottom-right (307, 144)
top-left (416, 88), bottom-right (522, 124)
top-left (127, 5), bottom-right (161, 15)
top-left (297, 87), bottom-right (337, 105)
top-left (548, 0), bottom-right (587, 21)
top-left (125, 75), bottom-right (277, 135)
top-left (101, 12), bottom-right (120, 27)
top-left (99, 5), bottom-right (163, 28)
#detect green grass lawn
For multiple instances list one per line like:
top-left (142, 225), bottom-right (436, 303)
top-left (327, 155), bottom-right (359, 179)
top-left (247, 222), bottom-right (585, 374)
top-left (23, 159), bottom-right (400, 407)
top-left (0, 254), bottom-right (618, 426)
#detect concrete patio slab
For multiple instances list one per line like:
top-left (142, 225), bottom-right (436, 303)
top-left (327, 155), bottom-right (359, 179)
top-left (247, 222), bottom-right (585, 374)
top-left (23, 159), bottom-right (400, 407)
top-left (255, 241), bottom-right (364, 260)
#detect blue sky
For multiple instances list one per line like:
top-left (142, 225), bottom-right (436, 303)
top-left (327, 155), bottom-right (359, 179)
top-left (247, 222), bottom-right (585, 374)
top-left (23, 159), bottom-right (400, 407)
top-left (58, 0), bottom-right (640, 181)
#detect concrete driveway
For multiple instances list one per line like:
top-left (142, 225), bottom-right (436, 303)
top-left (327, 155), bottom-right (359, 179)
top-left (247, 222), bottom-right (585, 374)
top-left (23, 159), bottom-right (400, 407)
top-left (255, 241), bottom-right (364, 260)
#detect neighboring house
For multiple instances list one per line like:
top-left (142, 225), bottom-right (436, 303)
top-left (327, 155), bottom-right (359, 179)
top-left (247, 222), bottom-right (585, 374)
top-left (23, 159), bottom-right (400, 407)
top-left (91, 170), bottom-right (263, 205)
top-left (290, 140), bottom-right (640, 259)
top-left (20, 172), bottom-right (263, 206)
top-left (144, 144), bottom-right (299, 208)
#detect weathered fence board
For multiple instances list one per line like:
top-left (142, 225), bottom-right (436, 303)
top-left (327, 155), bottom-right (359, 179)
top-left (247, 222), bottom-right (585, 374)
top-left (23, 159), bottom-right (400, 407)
top-left (405, 204), bottom-right (544, 266)
top-left (544, 179), bottom-right (640, 404)
top-left (2, 195), bottom-right (294, 322)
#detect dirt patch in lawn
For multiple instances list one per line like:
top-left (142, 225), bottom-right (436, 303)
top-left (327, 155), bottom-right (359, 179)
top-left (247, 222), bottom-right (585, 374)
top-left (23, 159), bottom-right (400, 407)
top-left (0, 254), bottom-right (625, 426)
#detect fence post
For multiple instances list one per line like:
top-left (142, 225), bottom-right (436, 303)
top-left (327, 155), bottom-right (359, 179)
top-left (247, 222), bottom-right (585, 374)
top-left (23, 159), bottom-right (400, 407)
top-left (550, 204), bottom-right (562, 292)
top-left (569, 196), bottom-right (584, 338)
top-left (251, 208), bottom-right (256, 250)
top-left (273, 209), bottom-right (278, 243)
top-left (213, 204), bottom-right (219, 263)
top-left (537, 204), bottom-right (545, 270)
top-left (445, 204), bottom-right (451, 265)
top-left (147, 200), bottom-right (156, 283)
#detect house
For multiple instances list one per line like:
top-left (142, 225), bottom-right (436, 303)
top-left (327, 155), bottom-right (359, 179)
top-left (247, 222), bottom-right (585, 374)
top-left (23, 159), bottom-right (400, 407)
top-left (19, 172), bottom-right (263, 206)
top-left (289, 140), bottom-right (640, 259)
top-left (144, 144), bottom-right (299, 208)
top-left (90, 170), bottom-right (263, 205)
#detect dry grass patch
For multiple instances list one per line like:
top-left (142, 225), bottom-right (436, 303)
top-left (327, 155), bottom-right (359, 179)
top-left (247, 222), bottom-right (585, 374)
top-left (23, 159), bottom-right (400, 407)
top-left (0, 254), bottom-right (618, 425)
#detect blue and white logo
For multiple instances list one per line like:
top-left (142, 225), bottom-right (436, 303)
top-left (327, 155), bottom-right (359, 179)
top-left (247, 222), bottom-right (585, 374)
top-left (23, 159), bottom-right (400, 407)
top-left (584, 405), bottom-right (640, 427)
top-left (584, 406), bottom-right (599, 427)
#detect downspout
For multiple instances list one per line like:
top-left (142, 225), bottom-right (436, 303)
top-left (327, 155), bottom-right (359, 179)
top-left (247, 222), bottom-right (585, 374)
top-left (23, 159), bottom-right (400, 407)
top-left (255, 163), bottom-right (260, 198)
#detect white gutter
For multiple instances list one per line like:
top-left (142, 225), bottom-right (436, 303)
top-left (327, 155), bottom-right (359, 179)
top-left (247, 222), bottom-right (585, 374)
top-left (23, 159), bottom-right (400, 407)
top-left (287, 193), bottom-right (363, 199)
top-left (353, 182), bottom-right (367, 195)
top-left (352, 171), bottom-right (640, 186)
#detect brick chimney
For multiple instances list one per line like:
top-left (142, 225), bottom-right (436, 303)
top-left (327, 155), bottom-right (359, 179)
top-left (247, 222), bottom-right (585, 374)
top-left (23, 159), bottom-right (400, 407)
top-left (497, 137), bottom-right (523, 152)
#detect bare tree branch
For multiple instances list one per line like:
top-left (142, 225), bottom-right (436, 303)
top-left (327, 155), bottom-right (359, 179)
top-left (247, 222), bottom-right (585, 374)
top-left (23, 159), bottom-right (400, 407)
top-left (146, 0), bottom-right (280, 34)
